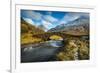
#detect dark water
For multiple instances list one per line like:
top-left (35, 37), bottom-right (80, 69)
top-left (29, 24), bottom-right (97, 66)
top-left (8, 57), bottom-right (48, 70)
top-left (21, 40), bottom-right (64, 63)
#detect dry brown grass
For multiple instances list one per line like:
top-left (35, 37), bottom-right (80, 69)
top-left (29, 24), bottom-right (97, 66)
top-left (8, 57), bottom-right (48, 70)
top-left (56, 38), bottom-right (89, 61)
top-left (21, 33), bottom-right (44, 45)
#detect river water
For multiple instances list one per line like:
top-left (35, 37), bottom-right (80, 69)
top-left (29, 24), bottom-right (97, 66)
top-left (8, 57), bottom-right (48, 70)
top-left (21, 40), bottom-right (64, 63)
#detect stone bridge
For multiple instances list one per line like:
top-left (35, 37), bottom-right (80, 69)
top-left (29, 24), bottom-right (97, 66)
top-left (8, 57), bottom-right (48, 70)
top-left (32, 32), bottom-right (87, 41)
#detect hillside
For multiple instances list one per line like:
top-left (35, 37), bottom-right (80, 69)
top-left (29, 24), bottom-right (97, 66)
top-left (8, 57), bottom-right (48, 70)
top-left (21, 18), bottom-right (44, 34)
top-left (21, 18), bottom-right (45, 45)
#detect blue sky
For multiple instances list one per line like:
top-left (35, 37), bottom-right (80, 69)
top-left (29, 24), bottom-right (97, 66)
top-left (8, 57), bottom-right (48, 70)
top-left (21, 10), bottom-right (89, 31)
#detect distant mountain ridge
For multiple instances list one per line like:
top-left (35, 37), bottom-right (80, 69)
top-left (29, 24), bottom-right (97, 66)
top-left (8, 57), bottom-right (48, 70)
top-left (48, 16), bottom-right (89, 35)
top-left (48, 16), bottom-right (89, 31)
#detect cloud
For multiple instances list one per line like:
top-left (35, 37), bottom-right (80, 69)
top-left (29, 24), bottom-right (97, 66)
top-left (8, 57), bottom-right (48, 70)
top-left (41, 20), bottom-right (53, 30)
top-left (21, 10), bottom-right (42, 21)
top-left (21, 10), bottom-right (89, 30)
top-left (75, 13), bottom-right (89, 18)
top-left (41, 15), bottom-right (59, 30)
top-left (60, 13), bottom-right (79, 24)
top-left (23, 17), bottom-right (35, 25)
top-left (21, 11), bottom-right (58, 30)
top-left (60, 12), bottom-right (89, 24)
top-left (43, 15), bottom-right (58, 23)
top-left (32, 11), bottom-right (42, 20)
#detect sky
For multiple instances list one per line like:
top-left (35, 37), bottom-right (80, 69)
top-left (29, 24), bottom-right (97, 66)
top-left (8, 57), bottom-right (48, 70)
top-left (21, 10), bottom-right (89, 31)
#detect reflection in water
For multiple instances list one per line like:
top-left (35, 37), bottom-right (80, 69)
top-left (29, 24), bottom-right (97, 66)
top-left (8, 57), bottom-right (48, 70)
top-left (21, 40), bottom-right (64, 63)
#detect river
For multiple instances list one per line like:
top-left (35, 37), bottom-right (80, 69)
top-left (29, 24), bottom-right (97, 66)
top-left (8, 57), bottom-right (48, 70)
top-left (21, 40), bottom-right (64, 63)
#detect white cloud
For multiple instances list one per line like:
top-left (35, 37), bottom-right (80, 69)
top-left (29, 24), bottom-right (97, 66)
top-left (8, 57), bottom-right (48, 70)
top-left (43, 15), bottom-right (58, 23)
top-left (41, 20), bottom-right (53, 29)
top-left (59, 12), bottom-right (89, 26)
top-left (32, 11), bottom-right (42, 20)
top-left (60, 13), bottom-right (80, 24)
top-left (23, 17), bottom-right (35, 25)
top-left (23, 10), bottom-right (42, 21)
top-left (60, 12), bottom-right (89, 24)
top-left (59, 20), bottom-right (67, 24)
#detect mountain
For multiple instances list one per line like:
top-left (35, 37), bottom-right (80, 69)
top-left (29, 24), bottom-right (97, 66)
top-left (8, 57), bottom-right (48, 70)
top-left (21, 18), bottom-right (44, 34)
top-left (48, 16), bottom-right (89, 35)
